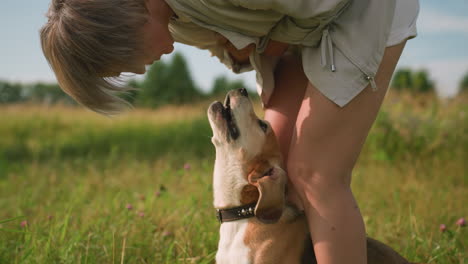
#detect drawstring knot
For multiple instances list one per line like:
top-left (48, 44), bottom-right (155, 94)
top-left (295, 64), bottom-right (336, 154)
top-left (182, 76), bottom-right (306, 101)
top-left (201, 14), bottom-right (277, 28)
top-left (320, 28), bottom-right (336, 72)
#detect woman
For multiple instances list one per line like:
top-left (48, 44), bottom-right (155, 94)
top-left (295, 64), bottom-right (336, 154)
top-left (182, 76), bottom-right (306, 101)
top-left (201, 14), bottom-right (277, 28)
top-left (40, 0), bottom-right (419, 263)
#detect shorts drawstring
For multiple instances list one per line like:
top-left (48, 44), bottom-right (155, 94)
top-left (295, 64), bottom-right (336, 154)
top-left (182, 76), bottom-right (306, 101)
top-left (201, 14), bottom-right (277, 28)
top-left (320, 27), bottom-right (380, 91)
top-left (320, 27), bottom-right (336, 72)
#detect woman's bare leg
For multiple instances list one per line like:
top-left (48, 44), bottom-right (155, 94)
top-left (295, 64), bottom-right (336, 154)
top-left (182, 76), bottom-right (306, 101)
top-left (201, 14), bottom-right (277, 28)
top-left (287, 42), bottom-right (407, 264)
top-left (264, 54), bottom-right (309, 162)
top-left (263, 54), bottom-right (309, 209)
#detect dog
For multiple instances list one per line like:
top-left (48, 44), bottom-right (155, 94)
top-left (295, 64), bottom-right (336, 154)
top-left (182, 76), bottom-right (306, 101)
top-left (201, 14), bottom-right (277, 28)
top-left (207, 88), bottom-right (420, 264)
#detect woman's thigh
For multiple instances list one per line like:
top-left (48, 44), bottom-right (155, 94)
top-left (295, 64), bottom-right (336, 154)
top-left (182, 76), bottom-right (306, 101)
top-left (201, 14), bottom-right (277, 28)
top-left (288, 41), bottom-right (407, 195)
top-left (264, 53), bottom-right (309, 161)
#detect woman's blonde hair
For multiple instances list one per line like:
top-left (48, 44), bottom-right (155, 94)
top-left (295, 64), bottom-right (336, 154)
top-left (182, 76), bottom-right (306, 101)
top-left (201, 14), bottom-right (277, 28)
top-left (40, 0), bottom-right (148, 115)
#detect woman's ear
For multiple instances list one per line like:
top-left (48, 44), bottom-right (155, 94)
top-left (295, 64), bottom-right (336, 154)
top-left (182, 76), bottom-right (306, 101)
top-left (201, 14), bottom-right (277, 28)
top-left (248, 164), bottom-right (286, 224)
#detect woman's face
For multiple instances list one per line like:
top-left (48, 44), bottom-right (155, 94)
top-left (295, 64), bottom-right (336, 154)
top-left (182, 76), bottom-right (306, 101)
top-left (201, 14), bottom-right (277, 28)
top-left (140, 0), bottom-right (175, 67)
top-left (109, 0), bottom-right (175, 76)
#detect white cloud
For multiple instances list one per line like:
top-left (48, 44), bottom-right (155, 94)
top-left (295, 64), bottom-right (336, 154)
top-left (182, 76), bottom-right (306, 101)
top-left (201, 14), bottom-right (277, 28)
top-left (399, 59), bottom-right (468, 97)
top-left (418, 8), bottom-right (468, 34)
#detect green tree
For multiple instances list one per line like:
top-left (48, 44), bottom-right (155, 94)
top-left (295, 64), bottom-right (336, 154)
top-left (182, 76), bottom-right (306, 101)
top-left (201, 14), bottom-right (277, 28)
top-left (211, 75), bottom-right (247, 97)
top-left (227, 79), bottom-right (245, 91)
top-left (412, 70), bottom-right (434, 93)
top-left (166, 52), bottom-right (202, 104)
top-left (460, 71), bottom-right (468, 93)
top-left (391, 68), bottom-right (434, 93)
top-left (0, 81), bottom-right (22, 103)
top-left (122, 79), bottom-right (141, 104)
top-left (136, 60), bottom-right (169, 107)
top-left (391, 68), bottom-right (413, 91)
top-left (28, 82), bottom-right (74, 104)
top-left (211, 76), bottom-right (230, 96)
top-left (136, 53), bottom-right (203, 107)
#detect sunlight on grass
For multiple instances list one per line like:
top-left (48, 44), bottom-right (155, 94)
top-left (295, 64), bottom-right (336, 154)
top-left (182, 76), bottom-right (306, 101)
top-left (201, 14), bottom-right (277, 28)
top-left (0, 92), bottom-right (466, 263)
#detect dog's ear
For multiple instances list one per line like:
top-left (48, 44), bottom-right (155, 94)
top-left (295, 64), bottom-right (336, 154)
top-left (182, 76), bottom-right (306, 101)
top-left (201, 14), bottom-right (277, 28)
top-left (248, 162), bottom-right (286, 224)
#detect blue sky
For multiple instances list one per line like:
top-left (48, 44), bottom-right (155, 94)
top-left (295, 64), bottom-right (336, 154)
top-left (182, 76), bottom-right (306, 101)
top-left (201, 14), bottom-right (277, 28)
top-left (0, 0), bottom-right (467, 97)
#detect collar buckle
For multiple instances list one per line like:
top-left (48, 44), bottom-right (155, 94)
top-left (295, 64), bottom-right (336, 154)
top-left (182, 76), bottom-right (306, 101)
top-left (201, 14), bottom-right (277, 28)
top-left (216, 209), bottom-right (223, 223)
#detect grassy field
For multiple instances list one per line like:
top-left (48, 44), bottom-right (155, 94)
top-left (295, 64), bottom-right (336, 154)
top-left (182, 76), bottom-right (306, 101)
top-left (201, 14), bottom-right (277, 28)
top-left (0, 92), bottom-right (466, 263)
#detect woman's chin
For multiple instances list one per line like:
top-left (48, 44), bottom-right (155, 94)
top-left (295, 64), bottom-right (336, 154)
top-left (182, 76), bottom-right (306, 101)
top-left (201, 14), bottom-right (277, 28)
top-left (163, 44), bottom-right (174, 55)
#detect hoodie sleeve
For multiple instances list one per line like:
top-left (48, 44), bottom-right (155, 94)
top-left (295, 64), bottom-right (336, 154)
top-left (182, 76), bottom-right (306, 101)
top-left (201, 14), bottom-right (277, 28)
top-left (229, 0), bottom-right (350, 45)
top-left (229, 0), bottom-right (348, 18)
top-left (169, 21), bottom-right (254, 74)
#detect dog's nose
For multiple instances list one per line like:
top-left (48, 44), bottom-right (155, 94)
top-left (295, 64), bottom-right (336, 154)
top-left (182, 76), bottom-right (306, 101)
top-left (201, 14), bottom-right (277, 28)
top-left (239, 88), bottom-right (248, 97)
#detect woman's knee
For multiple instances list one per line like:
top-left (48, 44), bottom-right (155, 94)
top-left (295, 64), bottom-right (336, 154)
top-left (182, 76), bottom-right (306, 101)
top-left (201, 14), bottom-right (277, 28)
top-left (286, 158), bottom-right (353, 201)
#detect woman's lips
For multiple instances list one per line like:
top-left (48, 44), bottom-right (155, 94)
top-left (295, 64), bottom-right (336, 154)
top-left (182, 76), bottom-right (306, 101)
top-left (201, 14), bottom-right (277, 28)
top-left (146, 45), bottom-right (175, 64)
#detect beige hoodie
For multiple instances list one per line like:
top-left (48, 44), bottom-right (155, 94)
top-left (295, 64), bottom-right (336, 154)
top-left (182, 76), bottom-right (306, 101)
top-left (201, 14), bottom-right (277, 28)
top-left (166, 0), bottom-right (396, 107)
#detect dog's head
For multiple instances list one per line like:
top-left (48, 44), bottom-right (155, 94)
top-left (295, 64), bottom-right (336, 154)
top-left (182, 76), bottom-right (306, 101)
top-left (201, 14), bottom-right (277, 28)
top-left (207, 88), bottom-right (287, 224)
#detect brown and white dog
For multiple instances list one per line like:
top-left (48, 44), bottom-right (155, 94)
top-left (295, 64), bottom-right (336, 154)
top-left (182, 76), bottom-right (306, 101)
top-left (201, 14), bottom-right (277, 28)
top-left (207, 88), bottom-right (418, 264)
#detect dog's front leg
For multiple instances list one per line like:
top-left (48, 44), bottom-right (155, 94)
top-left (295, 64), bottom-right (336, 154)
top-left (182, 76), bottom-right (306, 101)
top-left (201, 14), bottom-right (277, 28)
top-left (216, 221), bottom-right (252, 264)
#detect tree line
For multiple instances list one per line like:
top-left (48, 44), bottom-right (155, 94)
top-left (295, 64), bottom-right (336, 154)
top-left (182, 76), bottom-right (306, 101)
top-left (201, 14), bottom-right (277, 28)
top-left (391, 68), bottom-right (435, 93)
top-left (0, 52), bottom-right (250, 107)
top-left (126, 52), bottom-right (249, 107)
top-left (1, 53), bottom-right (467, 106)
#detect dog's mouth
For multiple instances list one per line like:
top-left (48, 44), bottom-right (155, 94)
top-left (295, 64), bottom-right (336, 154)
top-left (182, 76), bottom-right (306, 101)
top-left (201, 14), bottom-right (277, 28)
top-left (209, 94), bottom-right (240, 141)
top-left (222, 95), bottom-right (240, 140)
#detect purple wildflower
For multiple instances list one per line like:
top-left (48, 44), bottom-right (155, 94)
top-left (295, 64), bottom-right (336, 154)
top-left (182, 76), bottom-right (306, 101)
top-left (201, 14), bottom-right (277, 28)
top-left (20, 221), bottom-right (28, 228)
top-left (126, 204), bottom-right (133, 210)
top-left (162, 231), bottom-right (173, 237)
top-left (439, 224), bottom-right (447, 232)
top-left (456, 217), bottom-right (466, 227)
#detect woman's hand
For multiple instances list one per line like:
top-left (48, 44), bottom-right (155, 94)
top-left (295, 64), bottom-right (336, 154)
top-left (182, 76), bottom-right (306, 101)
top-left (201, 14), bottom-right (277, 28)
top-left (216, 34), bottom-right (289, 65)
top-left (216, 33), bottom-right (254, 65)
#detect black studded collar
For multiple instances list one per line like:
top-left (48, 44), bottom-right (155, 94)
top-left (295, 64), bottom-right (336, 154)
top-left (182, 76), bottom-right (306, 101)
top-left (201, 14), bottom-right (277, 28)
top-left (215, 202), bottom-right (257, 223)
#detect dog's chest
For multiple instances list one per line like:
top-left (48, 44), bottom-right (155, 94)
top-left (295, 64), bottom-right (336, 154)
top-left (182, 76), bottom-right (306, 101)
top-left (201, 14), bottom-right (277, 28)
top-left (216, 220), bottom-right (251, 264)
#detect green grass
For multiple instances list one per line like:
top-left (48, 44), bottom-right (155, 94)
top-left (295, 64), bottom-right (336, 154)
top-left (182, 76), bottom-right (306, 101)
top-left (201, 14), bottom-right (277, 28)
top-left (0, 93), bottom-right (466, 263)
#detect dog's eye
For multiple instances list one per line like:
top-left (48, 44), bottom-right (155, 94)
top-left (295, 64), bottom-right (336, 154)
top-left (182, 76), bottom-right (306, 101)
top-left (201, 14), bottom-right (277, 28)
top-left (258, 120), bottom-right (268, 133)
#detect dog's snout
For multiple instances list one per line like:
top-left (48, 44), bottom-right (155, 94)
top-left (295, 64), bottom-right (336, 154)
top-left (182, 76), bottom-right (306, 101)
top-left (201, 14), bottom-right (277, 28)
top-left (210, 101), bottom-right (223, 113)
top-left (239, 88), bottom-right (248, 97)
